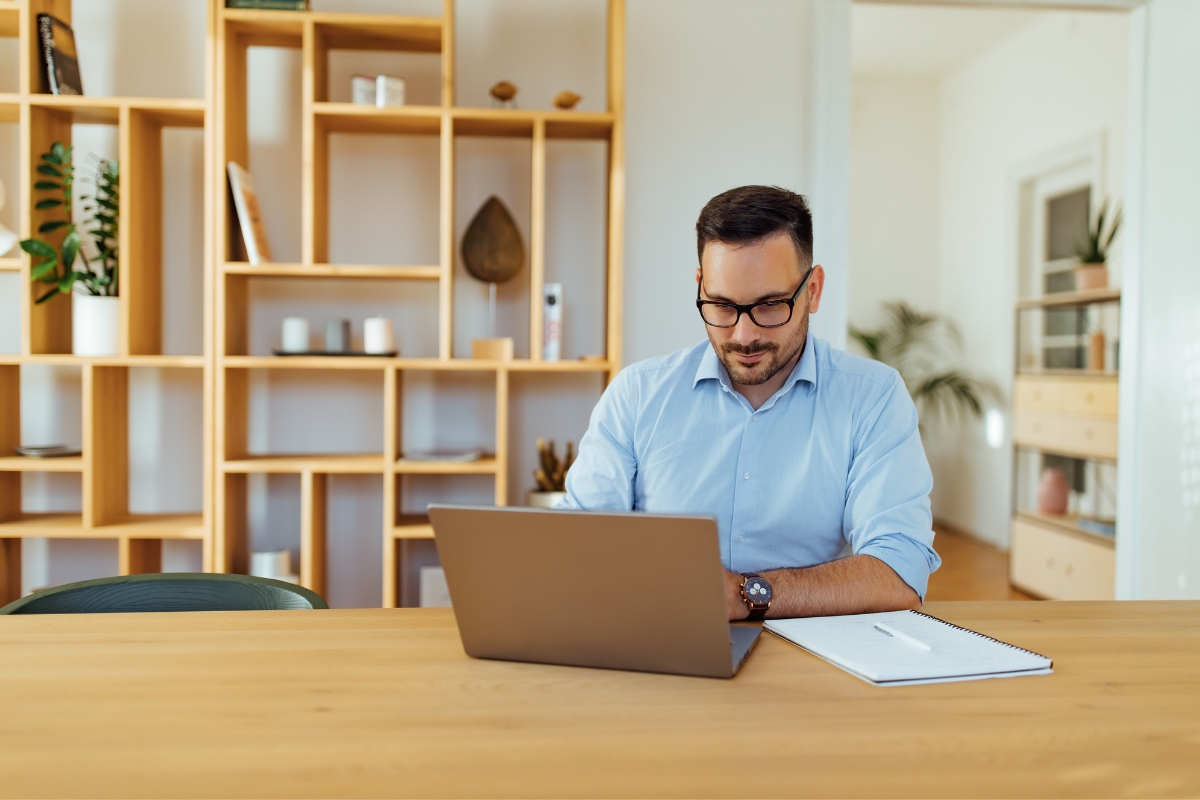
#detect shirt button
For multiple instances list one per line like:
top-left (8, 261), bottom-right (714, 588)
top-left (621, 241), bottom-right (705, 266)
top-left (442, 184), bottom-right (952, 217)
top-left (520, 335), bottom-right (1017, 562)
top-left (738, 535), bottom-right (745, 542)
top-left (743, 472), bottom-right (750, 480)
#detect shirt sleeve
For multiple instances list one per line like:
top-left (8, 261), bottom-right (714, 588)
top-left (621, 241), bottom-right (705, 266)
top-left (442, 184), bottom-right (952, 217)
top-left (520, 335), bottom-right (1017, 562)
top-left (557, 368), bottom-right (639, 511)
top-left (843, 369), bottom-right (942, 599)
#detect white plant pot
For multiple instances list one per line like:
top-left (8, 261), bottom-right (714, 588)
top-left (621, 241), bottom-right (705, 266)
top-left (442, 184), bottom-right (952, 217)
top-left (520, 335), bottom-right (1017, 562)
top-left (72, 294), bottom-right (120, 356)
top-left (527, 491), bottom-right (567, 509)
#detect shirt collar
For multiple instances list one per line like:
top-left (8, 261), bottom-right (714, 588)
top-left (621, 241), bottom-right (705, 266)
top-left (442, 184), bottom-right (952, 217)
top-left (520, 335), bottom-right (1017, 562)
top-left (693, 333), bottom-right (818, 398)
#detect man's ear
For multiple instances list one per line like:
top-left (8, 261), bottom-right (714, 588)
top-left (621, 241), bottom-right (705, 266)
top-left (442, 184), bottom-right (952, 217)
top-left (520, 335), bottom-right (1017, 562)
top-left (695, 267), bottom-right (702, 285)
top-left (806, 265), bottom-right (826, 313)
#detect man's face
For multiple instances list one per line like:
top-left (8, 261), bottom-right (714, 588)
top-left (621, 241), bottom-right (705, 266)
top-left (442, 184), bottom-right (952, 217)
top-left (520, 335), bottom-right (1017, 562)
top-left (697, 232), bottom-right (824, 387)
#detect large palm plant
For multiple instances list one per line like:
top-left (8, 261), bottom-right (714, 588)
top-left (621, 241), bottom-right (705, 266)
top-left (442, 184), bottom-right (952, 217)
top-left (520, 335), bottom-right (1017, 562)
top-left (849, 301), bottom-right (1000, 424)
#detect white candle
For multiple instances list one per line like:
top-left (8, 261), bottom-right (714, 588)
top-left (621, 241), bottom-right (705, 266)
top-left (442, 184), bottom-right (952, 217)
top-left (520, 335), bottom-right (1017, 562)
top-left (364, 317), bottom-right (394, 354)
top-left (281, 317), bottom-right (309, 353)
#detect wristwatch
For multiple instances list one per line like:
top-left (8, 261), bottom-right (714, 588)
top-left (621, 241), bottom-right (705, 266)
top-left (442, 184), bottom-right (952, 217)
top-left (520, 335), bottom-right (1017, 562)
top-left (740, 573), bottom-right (773, 621)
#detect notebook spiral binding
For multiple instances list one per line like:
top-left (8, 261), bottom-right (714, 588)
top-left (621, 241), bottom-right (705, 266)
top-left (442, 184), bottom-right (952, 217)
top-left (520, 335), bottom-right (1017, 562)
top-left (910, 610), bottom-right (1052, 661)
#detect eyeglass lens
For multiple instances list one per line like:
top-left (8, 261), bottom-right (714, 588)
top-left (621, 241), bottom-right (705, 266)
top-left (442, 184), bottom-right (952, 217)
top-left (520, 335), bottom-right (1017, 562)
top-left (700, 302), bottom-right (792, 328)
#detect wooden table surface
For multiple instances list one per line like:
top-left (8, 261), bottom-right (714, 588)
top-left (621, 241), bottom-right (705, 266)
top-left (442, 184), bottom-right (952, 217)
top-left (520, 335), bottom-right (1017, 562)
top-left (2, 601), bottom-right (1199, 798)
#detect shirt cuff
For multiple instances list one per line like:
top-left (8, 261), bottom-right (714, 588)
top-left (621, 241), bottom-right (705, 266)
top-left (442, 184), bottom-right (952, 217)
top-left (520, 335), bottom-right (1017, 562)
top-left (857, 532), bottom-right (942, 601)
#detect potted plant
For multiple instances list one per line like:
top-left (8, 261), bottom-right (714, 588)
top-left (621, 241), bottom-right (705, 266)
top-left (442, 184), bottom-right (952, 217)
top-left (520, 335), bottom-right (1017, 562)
top-left (528, 438), bottom-right (574, 508)
top-left (1074, 198), bottom-right (1121, 292)
top-left (20, 142), bottom-right (120, 356)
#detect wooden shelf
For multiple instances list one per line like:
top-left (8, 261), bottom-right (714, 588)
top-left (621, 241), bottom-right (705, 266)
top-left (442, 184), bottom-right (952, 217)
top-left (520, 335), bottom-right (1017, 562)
top-left (0, 354), bottom-right (205, 368)
top-left (222, 356), bottom-right (612, 372)
top-left (0, 456), bottom-right (84, 472)
top-left (1017, 287), bottom-right (1121, 309)
top-left (0, 2), bottom-right (17, 39)
top-left (0, 513), bottom-right (84, 537)
top-left (28, 95), bottom-right (205, 126)
top-left (0, 94), bottom-right (17, 123)
top-left (391, 515), bottom-right (434, 539)
top-left (222, 454), bottom-right (386, 474)
top-left (223, 9), bottom-right (443, 53)
top-left (0, 257), bottom-right (20, 271)
top-left (223, 262), bottom-right (441, 280)
top-left (315, 103), bottom-right (442, 135)
top-left (1017, 369), bottom-right (1118, 380)
top-left (1014, 442), bottom-right (1118, 463)
top-left (394, 456), bottom-right (497, 475)
top-left (96, 514), bottom-right (206, 539)
top-left (453, 108), bottom-right (615, 140)
top-left (1015, 511), bottom-right (1116, 547)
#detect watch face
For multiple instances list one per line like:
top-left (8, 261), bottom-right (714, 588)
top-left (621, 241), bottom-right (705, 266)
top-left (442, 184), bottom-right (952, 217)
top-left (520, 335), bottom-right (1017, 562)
top-left (745, 576), bottom-right (772, 605)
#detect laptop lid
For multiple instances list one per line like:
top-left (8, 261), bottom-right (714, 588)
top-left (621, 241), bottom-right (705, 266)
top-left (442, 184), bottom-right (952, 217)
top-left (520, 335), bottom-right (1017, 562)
top-left (428, 505), bottom-right (737, 678)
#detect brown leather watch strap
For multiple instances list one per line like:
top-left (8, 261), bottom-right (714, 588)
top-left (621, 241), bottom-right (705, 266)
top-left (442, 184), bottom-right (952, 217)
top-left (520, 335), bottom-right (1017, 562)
top-left (740, 574), bottom-right (771, 621)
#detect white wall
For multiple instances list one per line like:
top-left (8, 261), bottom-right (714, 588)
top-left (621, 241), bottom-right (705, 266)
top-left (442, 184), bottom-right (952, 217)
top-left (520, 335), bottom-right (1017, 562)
top-left (929, 11), bottom-right (1128, 548)
top-left (7, 0), bottom-right (849, 606)
top-left (1119, 0), bottom-right (1200, 599)
top-left (847, 76), bottom-right (940, 331)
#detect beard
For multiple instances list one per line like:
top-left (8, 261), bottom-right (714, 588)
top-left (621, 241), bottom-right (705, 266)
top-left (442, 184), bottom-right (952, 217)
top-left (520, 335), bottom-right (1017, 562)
top-left (711, 309), bottom-right (809, 387)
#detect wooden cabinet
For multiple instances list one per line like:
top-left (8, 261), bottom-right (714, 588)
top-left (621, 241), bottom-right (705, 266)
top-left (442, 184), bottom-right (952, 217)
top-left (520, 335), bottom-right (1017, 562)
top-left (1010, 517), bottom-right (1114, 600)
top-left (1013, 375), bottom-right (1118, 460)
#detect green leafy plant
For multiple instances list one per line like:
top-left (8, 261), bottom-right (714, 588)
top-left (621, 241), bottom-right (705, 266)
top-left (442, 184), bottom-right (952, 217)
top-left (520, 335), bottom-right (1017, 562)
top-left (19, 142), bottom-right (120, 304)
top-left (1074, 198), bottom-right (1122, 264)
top-left (849, 301), bottom-right (1000, 425)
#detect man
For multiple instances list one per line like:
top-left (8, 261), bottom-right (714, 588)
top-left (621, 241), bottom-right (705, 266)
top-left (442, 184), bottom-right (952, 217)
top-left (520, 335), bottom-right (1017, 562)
top-left (561, 185), bottom-right (940, 621)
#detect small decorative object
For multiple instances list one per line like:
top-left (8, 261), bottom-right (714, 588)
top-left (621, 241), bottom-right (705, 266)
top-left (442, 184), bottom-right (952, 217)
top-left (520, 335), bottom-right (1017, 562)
top-left (14, 444), bottom-right (82, 458)
top-left (352, 74), bottom-right (405, 108)
top-left (553, 91), bottom-right (582, 111)
top-left (324, 319), bottom-right (351, 353)
top-left (227, 161), bottom-right (273, 265)
top-left (1087, 331), bottom-right (1106, 372)
top-left (250, 550), bottom-right (298, 584)
top-left (281, 317), bottom-right (308, 353)
top-left (21, 142), bottom-right (120, 355)
top-left (463, 195), bottom-right (524, 359)
top-left (37, 14), bottom-right (83, 96)
top-left (543, 283), bottom-right (563, 362)
top-left (489, 80), bottom-right (518, 108)
top-left (0, 178), bottom-right (17, 255)
top-left (528, 438), bottom-right (574, 508)
top-left (1074, 198), bottom-right (1121, 291)
top-left (363, 317), bottom-right (394, 354)
top-left (1036, 467), bottom-right (1070, 515)
top-left (226, 0), bottom-right (310, 9)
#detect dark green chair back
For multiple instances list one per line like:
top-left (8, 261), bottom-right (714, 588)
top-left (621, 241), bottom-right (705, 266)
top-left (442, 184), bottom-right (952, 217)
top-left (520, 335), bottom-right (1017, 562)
top-left (0, 573), bottom-right (328, 615)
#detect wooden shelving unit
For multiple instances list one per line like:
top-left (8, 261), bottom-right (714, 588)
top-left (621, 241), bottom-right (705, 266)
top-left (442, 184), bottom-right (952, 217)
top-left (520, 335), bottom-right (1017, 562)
top-left (0, 0), bottom-right (213, 604)
top-left (212, 0), bottom-right (625, 606)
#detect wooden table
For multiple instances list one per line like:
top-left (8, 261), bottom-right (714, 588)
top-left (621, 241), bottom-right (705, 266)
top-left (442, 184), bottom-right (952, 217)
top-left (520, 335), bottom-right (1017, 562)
top-left (2, 601), bottom-right (1199, 798)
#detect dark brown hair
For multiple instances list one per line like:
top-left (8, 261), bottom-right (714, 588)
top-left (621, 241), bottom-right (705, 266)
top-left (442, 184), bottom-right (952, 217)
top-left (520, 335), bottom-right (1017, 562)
top-left (695, 185), bottom-right (813, 268)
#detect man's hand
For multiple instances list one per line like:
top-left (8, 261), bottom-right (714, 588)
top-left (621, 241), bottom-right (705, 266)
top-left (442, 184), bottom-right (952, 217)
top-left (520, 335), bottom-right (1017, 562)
top-left (723, 556), bottom-right (920, 621)
top-left (725, 570), bottom-right (749, 621)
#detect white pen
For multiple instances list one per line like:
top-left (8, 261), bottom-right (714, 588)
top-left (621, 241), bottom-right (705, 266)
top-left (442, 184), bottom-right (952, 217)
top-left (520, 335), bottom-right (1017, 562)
top-left (873, 622), bottom-right (932, 652)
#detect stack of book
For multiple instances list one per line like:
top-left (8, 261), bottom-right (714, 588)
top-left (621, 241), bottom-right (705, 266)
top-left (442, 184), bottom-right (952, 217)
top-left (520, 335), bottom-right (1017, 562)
top-left (227, 0), bottom-right (310, 10)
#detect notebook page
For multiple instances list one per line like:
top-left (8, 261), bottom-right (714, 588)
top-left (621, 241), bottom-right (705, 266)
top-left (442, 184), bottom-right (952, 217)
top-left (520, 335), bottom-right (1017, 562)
top-left (765, 610), bottom-right (1052, 684)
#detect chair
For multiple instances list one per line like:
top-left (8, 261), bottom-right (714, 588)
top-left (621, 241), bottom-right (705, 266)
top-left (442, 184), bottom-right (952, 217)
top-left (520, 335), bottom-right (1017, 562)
top-left (0, 573), bottom-right (328, 615)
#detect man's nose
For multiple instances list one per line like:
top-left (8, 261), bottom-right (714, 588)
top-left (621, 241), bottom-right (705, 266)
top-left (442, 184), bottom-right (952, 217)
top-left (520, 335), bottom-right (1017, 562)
top-left (731, 312), bottom-right (760, 344)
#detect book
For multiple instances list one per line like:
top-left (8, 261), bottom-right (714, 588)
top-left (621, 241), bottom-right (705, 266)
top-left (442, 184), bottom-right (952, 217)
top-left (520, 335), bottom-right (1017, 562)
top-left (37, 14), bottom-right (83, 96)
top-left (226, 0), bottom-right (310, 9)
top-left (765, 610), bottom-right (1053, 686)
top-left (226, 162), bottom-right (273, 266)
top-left (400, 450), bottom-right (484, 463)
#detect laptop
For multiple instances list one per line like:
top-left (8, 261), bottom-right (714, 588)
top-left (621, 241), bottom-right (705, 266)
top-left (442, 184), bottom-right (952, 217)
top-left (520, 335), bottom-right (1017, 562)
top-left (427, 505), bottom-right (761, 679)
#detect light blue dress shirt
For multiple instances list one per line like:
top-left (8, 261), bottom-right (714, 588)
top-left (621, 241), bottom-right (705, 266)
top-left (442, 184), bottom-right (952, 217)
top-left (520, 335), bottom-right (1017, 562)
top-left (560, 334), bottom-right (941, 598)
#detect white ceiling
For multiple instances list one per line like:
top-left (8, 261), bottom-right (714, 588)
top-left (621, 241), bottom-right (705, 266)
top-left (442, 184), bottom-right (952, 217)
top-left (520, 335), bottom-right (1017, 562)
top-left (852, 3), bottom-right (1044, 77)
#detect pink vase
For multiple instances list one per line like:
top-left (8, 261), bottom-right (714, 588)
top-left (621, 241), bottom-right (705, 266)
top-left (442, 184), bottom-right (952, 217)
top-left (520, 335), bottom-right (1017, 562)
top-left (1037, 467), bottom-right (1069, 515)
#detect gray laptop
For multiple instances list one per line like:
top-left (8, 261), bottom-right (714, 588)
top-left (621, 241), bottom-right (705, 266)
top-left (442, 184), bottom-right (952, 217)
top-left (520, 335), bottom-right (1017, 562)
top-left (427, 505), bottom-right (761, 679)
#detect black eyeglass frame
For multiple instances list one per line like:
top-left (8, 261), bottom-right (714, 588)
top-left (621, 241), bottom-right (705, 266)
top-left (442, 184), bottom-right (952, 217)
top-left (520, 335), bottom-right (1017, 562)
top-left (695, 267), bottom-right (814, 329)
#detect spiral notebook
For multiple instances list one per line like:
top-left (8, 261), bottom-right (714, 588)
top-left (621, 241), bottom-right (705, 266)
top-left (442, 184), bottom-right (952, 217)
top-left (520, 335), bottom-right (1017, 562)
top-left (764, 610), bottom-right (1053, 686)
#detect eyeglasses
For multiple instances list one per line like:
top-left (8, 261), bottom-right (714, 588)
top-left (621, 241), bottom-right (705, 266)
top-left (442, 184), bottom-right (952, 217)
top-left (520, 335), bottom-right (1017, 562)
top-left (696, 268), bottom-right (814, 329)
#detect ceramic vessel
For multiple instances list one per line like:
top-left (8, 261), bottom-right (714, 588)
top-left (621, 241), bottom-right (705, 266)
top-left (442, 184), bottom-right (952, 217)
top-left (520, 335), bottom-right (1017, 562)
top-left (1036, 467), bottom-right (1070, 515)
top-left (72, 294), bottom-right (119, 356)
top-left (1075, 263), bottom-right (1108, 291)
top-left (527, 491), bottom-right (567, 509)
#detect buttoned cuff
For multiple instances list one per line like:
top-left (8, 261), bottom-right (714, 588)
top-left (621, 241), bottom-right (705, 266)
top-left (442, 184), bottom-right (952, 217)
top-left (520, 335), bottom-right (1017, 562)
top-left (858, 533), bottom-right (941, 601)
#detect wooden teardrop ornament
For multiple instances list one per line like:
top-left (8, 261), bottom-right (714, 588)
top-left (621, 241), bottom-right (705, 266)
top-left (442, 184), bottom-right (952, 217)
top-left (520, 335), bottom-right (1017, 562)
top-left (461, 196), bottom-right (524, 284)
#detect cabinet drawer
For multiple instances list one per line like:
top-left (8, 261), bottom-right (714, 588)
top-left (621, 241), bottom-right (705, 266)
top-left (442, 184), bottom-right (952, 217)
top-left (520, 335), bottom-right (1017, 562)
top-left (1010, 519), bottom-right (1060, 598)
top-left (1015, 378), bottom-right (1064, 413)
top-left (1059, 417), bottom-right (1118, 460)
top-left (1013, 411), bottom-right (1061, 451)
top-left (1061, 379), bottom-right (1118, 418)
top-left (1057, 532), bottom-right (1115, 600)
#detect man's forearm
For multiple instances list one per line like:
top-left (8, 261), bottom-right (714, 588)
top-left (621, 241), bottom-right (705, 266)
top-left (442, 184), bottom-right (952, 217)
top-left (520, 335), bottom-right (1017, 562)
top-left (725, 555), bottom-right (920, 620)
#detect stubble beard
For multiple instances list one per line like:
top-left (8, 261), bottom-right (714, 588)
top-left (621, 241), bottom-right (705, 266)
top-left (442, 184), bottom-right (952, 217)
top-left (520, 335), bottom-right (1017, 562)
top-left (711, 309), bottom-right (809, 387)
